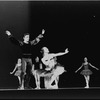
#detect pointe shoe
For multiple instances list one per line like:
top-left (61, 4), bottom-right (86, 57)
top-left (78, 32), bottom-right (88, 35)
top-left (17, 86), bottom-right (24, 90)
top-left (20, 85), bottom-right (25, 90)
top-left (84, 86), bottom-right (89, 88)
top-left (46, 85), bottom-right (58, 89)
top-left (52, 85), bottom-right (58, 89)
top-left (35, 87), bottom-right (41, 89)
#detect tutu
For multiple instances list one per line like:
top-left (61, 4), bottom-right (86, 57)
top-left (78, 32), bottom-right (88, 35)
top-left (80, 69), bottom-right (92, 76)
top-left (53, 66), bottom-right (65, 76)
top-left (14, 70), bottom-right (21, 76)
top-left (34, 69), bottom-right (53, 77)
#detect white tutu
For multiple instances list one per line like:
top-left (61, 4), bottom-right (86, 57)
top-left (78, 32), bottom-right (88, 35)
top-left (53, 66), bottom-right (65, 76)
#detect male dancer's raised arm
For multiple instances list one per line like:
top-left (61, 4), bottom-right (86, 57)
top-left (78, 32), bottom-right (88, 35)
top-left (30, 29), bottom-right (45, 45)
top-left (5, 30), bottom-right (23, 46)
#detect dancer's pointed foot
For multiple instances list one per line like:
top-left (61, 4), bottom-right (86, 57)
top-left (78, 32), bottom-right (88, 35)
top-left (35, 87), bottom-right (41, 89)
top-left (17, 86), bottom-right (24, 90)
top-left (46, 85), bottom-right (58, 89)
top-left (84, 86), bottom-right (89, 88)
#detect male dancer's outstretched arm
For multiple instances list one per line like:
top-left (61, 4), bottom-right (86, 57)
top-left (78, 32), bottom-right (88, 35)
top-left (31, 29), bottom-right (45, 45)
top-left (5, 30), bottom-right (23, 46)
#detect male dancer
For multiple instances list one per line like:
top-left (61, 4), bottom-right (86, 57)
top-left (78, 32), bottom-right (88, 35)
top-left (5, 29), bottom-right (45, 89)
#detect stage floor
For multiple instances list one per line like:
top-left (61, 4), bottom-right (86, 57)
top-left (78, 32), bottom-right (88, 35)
top-left (0, 87), bottom-right (100, 91)
top-left (0, 87), bottom-right (100, 99)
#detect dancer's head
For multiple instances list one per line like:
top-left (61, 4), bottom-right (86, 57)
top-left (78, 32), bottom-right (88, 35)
top-left (41, 47), bottom-right (49, 53)
top-left (17, 58), bottom-right (21, 64)
top-left (23, 33), bottom-right (30, 42)
top-left (84, 57), bottom-right (88, 62)
top-left (35, 57), bottom-right (39, 62)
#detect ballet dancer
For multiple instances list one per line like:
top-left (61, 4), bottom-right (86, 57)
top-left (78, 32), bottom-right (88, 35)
top-left (40, 47), bottom-right (68, 89)
top-left (10, 58), bottom-right (25, 90)
top-left (75, 57), bottom-right (99, 88)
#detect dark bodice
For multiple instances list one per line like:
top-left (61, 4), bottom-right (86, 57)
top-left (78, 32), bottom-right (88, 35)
top-left (83, 63), bottom-right (89, 70)
top-left (20, 42), bottom-right (32, 58)
top-left (9, 36), bottom-right (32, 58)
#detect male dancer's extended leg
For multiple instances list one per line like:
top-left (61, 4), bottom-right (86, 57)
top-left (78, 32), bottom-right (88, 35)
top-left (22, 59), bottom-right (28, 89)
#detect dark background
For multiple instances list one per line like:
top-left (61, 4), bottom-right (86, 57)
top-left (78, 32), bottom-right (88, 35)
top-left (0, 1), bottom-right (100, 89)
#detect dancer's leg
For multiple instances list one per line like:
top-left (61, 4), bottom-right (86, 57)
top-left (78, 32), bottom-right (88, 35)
top-left (87, 75), bottom-right (90, 88)
top-left (17, 76), bottom-right (21, 88)
top-left (84, 75), bottom-right (89, 88)
top-left (34, 71), bottom-right (41, 89)
top-left (20, 79), bottom-right (24, 89)
top-left (37, 75), bottom-right (41, 89)
top-left (54, 76), bottom-right (59, 88)
top-left (51, 76), bottom-right (59, 89)
top-left (44, 79), bottom-right (48, 88)
top-left (22, 58), bottom-right (27, 73)
top-left (25, 59), bottom-right (32, 89)
top-left (49, 74), bottom-right (57, 85)
top-left (20, 73), bottom-right (25, 90)
top-left (46, 75), bottom-right (56, 89)
top-left (44, 77), bottom-right (51, 89)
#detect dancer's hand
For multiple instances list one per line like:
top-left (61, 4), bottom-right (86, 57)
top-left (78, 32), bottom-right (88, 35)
top-left (96, 68), bottom-right (99, 70)
top-left (5, 30), bottom-right (11, 36)
top-left (64, 70), bottom-right (67, 72)
top-left (10, 72), bottom-right (13, 74)
top-left (65, 48), bottom-right (69, 53)
top-left (38, 34), bottom-right (43, 38)
top-left (42, 29), bottom-right (45, 34)
top-left (75, 71), bottom-right (77, 73)
top-left (35, 57), bottom-right (39, 62)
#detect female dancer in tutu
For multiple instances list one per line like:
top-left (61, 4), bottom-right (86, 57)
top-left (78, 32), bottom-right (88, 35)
top-left (41, 47), bottom-right (68, 89)
top-left (32, 47), bottom-right (68, 89)
top-left (75, 57), bottom-right (99, 88)
top-left (10, 58), bottom-right (26, 90)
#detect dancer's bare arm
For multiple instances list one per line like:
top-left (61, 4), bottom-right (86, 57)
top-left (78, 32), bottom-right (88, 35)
top-left (52, 48), bottom-right (69, 57)
top-left (89, 63), bottom-right (99, 70)
top-left (10, 64), bottom-right (18, 74)
top-left (75, 64), bottom-right (83, 73)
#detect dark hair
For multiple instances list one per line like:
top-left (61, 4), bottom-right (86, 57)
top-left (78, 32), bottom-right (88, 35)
top-left (23, 33), bottom-right (30, 37)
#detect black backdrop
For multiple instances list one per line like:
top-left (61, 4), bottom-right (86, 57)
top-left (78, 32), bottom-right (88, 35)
top-left (0, 1), bottom-right (100, 89)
